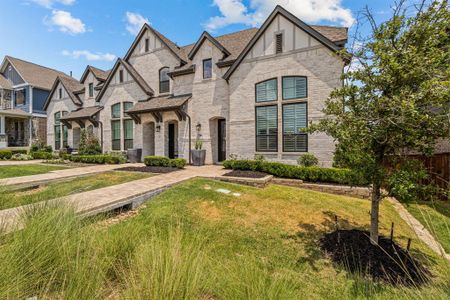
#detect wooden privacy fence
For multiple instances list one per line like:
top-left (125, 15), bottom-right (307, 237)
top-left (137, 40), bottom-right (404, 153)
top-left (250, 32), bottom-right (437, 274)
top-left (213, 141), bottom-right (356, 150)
top-left (410, 153), bottom-right (450, 190)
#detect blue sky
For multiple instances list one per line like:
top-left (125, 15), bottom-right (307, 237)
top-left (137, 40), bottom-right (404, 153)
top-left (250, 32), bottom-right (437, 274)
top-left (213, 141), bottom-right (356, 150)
top-left (0, 0), bottom-right (393, 78)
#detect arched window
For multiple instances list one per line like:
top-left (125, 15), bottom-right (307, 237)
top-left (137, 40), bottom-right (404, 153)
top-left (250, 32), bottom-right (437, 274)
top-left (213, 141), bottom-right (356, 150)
top-left (159, 67), bottom-right (170, 93)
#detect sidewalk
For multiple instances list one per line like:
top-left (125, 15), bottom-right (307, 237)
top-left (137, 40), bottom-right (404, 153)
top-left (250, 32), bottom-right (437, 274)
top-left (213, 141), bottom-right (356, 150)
top-left (0, 163), bottom-right (142, 186)
top-left (0, 165), bottom-right (226, 232)
top-left (0, 160), bottom-right (44, 166)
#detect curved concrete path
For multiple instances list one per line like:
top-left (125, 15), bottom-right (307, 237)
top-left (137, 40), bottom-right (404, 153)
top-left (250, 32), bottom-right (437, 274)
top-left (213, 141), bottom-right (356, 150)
top-left (0, 165), bottom-right (226, 232)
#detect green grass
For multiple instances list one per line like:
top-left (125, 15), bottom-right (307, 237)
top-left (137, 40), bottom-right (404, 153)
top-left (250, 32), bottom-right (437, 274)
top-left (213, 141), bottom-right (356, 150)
top-left (0, 179), bottom-right (449, 299)
top-left (0, 171), bottom-right (151, 210)
top-left (403, 200), bottom-right (450, 254)
top-left (0, 164), bottom-right (68, 179)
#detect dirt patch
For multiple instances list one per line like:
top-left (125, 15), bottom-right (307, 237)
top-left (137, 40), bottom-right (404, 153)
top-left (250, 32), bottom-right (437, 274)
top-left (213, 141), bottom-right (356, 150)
top-left (320, 229), bottom-right (430, 286)
top-left (116, 166), bottom-right (180, 173)
top-left (223, 170), bottom-right (268, 178)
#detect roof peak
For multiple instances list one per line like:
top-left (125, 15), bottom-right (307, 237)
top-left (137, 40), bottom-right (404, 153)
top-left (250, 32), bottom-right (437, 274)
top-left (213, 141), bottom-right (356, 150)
top-left (5, 55), bottom-right (68, 76)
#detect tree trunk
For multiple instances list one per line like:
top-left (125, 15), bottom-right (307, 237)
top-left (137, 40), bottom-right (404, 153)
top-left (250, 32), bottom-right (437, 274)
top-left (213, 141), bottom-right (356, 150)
top-left (370, 183), bottom-right (382, 245)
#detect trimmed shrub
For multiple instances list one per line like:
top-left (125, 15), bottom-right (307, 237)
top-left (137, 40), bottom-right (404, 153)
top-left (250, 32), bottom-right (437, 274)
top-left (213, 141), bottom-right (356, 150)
top-left (31, 152), bottom-right (53, 160)
top-left (297, 153), bottom-right (319, 167)
top-left (144, 156), bottom-right (186, 169)
top-left (68, 154), bottom-right (126, 164)
top-left (11, 153), bottom-right (33, 161)
top-left (223, 159), bottom-right (367, 186)
top-left (30, 142), bottom-right (52, 153)
top-left (11, 149), bottom-right (28, 155)
top-left (0, 150), bottom-right (13, 160)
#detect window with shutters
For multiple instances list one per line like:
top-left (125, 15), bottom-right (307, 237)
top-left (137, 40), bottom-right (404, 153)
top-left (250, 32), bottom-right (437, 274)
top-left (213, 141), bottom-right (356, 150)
top-left (282, 76), bottom-right (307, 100)
top-left (275, 33), bottom-right (283, 54)
top-left (256, 105), bottom-right (278, 152)
top-left (283, 103), bottom-right (307, 152)
top-left (255, 78), bottom-right (277, 102)
top-left (159, 67), bottom-right (170, 93)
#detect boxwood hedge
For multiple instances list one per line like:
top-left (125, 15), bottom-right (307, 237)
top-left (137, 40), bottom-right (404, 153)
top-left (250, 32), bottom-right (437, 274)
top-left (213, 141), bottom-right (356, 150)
top-left (144, 156), bottom-right (186, 169)
top-left (223, 159), bottom-right (367, 186)
top-left (69, 154), bottom-right (126, 164)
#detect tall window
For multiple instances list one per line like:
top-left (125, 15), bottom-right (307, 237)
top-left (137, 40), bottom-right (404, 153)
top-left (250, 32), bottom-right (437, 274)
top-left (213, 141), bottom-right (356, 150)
top-left (58, 88), bottom-right (62, 99)
top-left (88, 83), bottom-right (94, 97)
top-left (123, 102), bottom-right (134, 150)
top-left (283, 103), bottom-right (307, 152)
top-left (256, 79), bottom-right (277, 102)
top-left (111, 102), bottom-right (134, 151)
top-left (54, 112), bottom-right (61, 150)
top-left (119, 70), bottom-right (124, 83)
top-left (159, 67), bottom-right (170, 93)
top-left (203, 58), bottom-right (212, 79)
top-left (282, 76), bottom-right (307, 100)
top-left (54, 111), bottom-right (68, 150)
top-left (145, 38), bottom-right (150, 52)
top-left (256, 106), bottom-right (277, 152)
top-left (111, 103), bottom-right (121, 150)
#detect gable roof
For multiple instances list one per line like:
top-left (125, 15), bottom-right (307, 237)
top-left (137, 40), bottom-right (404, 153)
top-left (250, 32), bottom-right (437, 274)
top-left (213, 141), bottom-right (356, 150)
top-left (223, 5), bottom-right (347, 80)
top-left (1, 56), bottom-right (68, 90)
top-left (80, 65), bottom-right (110, 84)
top-left (96, 58), bottom-right (155, 102)
top-left (123, 23), bottom-right (187, 64)
top-left (44, 75), bottom-right (83, 110)
top-left (187, 31), bottom-right (231, 60)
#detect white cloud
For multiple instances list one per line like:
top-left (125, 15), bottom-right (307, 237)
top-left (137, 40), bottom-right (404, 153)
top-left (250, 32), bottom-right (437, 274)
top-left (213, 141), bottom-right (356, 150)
top-left (62, 50), bottom-right (116, 61)
top-left (125, 12), bottom-right (149, 35)
top-left (30, 0), bottom-right (75, 9)
top-left (205, 0), bottom-right (355, 31)
top-left (46, 10), bottom-right (86, 34)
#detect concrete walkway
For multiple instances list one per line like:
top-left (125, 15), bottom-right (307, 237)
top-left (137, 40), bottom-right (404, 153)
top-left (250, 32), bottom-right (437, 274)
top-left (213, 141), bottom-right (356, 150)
top-left (0, 165), bottom-right (226, 232)
top-left (0, 163), bottom-right (142, 187)
top-left (387, 197), bottom-right (450, 261)
top-left (0, 160), bottom-right (44, 166)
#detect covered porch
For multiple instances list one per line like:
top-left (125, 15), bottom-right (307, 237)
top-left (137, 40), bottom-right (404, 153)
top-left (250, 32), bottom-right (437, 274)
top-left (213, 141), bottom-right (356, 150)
top-left (126, 94), bottom-right (192, 163)
top-left (0, 109), bottom-right (32, 149)
top-left (59, 106), bottom-right (103, 150)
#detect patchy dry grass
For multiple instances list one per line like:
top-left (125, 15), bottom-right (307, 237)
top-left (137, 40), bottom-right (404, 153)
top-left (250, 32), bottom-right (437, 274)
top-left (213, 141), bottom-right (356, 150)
top-left (0, 178), bottom-right (449, 299)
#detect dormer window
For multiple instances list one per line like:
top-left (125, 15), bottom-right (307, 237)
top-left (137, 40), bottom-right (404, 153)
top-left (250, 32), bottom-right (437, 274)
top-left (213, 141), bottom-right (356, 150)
top-left (58, 88), bottom-right (62, 99)
top-left (119, 70), bottom-right (124, 83)
top-left (145, 38), bottom-right (149, 52)
top-left (159, 67), bottom-right (170, 93)
top-left (276, 33), bottom-right (283, 54)
top-left (203, 58), bottom-right (212, 79)
top-left (88, 83), bottom-right (94, 98)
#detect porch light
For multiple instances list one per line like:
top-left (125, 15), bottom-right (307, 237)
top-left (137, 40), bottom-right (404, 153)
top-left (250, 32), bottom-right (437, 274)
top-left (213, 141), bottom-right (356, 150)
top-left (196, 123), bottom-right (201, 132)
top-left (156, 124), bottom-right (161, 132)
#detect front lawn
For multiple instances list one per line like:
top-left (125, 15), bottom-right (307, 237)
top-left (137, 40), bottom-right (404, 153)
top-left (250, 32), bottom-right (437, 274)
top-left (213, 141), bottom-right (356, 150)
top-left (0, 179), bottom-right (448, 299)
top-left (0, 164), bottom-right (68, 179)
top-left (403, 200), bottom-right (450, 254)
top-left (0, 171), bottom-right (151, 210)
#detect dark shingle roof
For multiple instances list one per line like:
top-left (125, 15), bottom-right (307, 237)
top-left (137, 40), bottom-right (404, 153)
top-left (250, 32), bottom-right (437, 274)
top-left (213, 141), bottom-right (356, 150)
top-left (60, 106), bottom-right (103, 120)
top-left (4, 56), bottom-right (68, 90)
top-left (89, 66), bottom-right (110, 82)
top-left (59, 76), bottom-right (84, 105)
top-left (127, 94), bottom-right (192, 113)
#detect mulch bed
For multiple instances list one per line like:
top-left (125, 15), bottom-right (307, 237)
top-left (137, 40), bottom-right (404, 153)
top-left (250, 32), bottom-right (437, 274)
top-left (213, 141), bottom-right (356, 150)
top-left (116, 166), bottom-right (180, 174)
top-left (223, 170), bottom-right (269, 178)
top-left (320, 229), bottom-right (430, 286)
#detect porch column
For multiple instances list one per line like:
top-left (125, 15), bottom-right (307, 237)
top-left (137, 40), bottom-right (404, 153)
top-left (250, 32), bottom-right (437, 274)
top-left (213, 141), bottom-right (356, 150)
top-left (29, 118), bottom-right (33, 147)
top-left (0, 115), bottom-right (6, 148)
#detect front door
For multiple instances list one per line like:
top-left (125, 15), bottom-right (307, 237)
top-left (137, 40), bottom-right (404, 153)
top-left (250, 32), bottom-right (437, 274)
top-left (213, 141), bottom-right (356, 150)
top-left (218, 119), bottom-right (226, 162)
top-left (168, 123), bottom-right (175, 159)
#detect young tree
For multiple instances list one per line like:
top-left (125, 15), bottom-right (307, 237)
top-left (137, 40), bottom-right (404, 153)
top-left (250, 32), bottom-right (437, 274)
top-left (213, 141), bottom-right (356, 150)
top-left (311, 0), bottom-right (450, 244)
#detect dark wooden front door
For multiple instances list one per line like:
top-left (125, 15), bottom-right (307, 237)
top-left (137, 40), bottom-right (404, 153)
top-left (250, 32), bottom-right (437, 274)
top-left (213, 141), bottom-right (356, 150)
top-left (218, 119), bottom-right (226, 162)
top-left (168, 123), bottom-right (175, 159)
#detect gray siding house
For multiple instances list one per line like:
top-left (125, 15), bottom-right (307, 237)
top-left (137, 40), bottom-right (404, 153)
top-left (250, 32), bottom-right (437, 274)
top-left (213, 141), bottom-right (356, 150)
top-left (45, 6), bottom-right (348, 166)
top-left (0, 56), bottom-right (69, 148)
